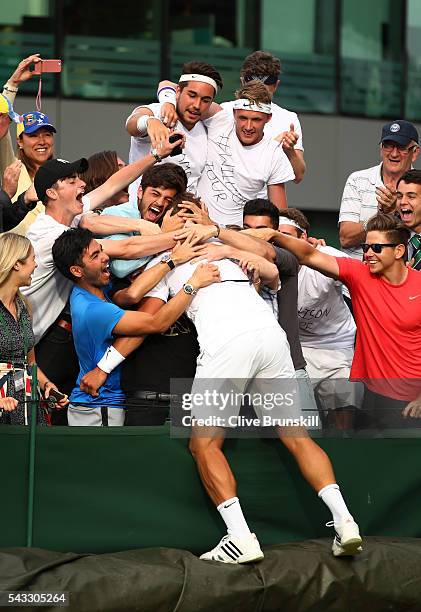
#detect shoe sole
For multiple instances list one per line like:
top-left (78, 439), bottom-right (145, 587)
top-left (333, 536), bottom-right (363, 557)
top-left (238, 551), bottom-right (265, 564)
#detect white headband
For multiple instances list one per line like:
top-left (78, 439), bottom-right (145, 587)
top-left (233, 98), bottom-right (272, 114)
top-left (278, 216), bottom-right (305, 233)
top-left (179, 74), bottom-right (218, 93)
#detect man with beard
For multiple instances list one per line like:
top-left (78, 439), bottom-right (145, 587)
top-left (51, 228), bottom-right (219, 426)
top-left (126, 61), bottom-right (223, 197)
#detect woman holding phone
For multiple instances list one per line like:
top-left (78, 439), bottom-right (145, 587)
top-left (1, 54), bottom-right (57, 235)
top-left (0, 233), bottom-right (67, 424)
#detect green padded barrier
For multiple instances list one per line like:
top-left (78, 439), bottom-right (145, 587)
top-left (1, 539), bottom-right (421, 612)
top-left (2, 426), bottom-right (421, 554)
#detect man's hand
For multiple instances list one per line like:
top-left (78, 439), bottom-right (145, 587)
top-left (160, 208), bottom-right (185, 233)
top-left (80, 367), bottom-right (108, 397)
top-left (275, 123), bottom-right (299, 151)
top-left (188, 263), bottom-right (221, 289)
top-left (158, 132), bottom-right (186, 159)
top-left (191, 242), bottom-right (229, 263)
top-left (2, 160), bottom-right (22, 199)
top-left (160, 102), bottom-right (178, 128)
top-left (171, 234), bottom-right (204, 265)
top-left (178, 200), bottom-right (214, 226)
top-left (403, 395), bottom-right (421, 418)
top-left (376, 185), bottom-right (397, 213)
top-left (307, 236), bottom-right (326, 247)
top-left (241, 227), bottom-right (276, 242)
top-left (138, 219), bottom-right (162, 236)
top-left (238, 255), bottom-right (261, 285)
top-left (175, 223), bottom-right (218, 245)
top-left (0, 397), bottom-right (18, 412)
top-left (8, 54), bottom-right (41, 86)
top-left (147, 117), bottom-right (170, 150)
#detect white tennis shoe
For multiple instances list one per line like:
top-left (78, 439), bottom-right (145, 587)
top-left (327, 519), bottom-right (363, 556)
top-left (200, 533), bottom-right (264, 564)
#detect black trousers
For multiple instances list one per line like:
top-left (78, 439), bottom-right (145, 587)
top-left (357, 387), bottom-right (415, 431)
top-left (35, 323), bottom-right (79, 426)
top-left (124, 391), bottom-right (171, 426)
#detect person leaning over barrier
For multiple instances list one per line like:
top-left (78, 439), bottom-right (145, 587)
top-left (51, 227), bottom-right (220, 426)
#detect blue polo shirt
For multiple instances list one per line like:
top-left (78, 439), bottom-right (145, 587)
top-left (69, 285), bottom-right (125, 407)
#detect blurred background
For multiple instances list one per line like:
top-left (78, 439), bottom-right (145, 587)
top-left (1, 0), bottom-right (420, 239)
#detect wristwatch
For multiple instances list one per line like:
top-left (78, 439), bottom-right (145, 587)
top-left (183, 283), bottom-right (197, 296)
top-left (160, 253), bottom-right (175, 270)
top-left (151, 147), bottom-right (162, 163)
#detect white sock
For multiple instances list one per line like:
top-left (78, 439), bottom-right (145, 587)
top-left (217, 496), bottom-right (251, 538)
top-left (318, 484), bottom-right (353, 526)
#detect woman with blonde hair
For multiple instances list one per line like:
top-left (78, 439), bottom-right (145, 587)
top-left (0, 233), bottom-right (67, 424)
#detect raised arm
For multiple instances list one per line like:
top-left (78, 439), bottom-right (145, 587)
top-left (86, 136), bottom-right (181, 211)
top-left (261, 229), bottom-right (340, 279)
top-left (267, 183), bottom-right (287, 211)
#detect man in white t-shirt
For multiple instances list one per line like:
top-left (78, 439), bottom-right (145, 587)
top-left (246, 208), bottom-right (363, 430)
top-left (126, 61), bottom-right (223, 200)
top-left (196, 80), bottom-right (294, 227)
top-left (221, 50), bottom-right (306, 183)
top-left (142, 237), bottom-right (362, 564)
top-left (21, 141), bottom-right (185, 406)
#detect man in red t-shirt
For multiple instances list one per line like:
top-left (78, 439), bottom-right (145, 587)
top-left (246, 213), bottom-right (421, 427)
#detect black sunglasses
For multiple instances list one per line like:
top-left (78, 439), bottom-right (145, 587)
top-left (361, 243), bottom-right (398, 253)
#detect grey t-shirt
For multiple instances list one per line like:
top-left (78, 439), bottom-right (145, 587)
top-left (273, 245), bottom-right (306, 371)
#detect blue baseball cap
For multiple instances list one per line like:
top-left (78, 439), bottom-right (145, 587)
top-left (380, 120), bottom-right (419, 146)
top-left (0, 94), bottom-right (20, 123)
top-left (19, 111), bottom-right (56, 135)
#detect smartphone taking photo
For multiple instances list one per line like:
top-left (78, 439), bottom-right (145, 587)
top-left (33, 59), bottom-right (62, 75)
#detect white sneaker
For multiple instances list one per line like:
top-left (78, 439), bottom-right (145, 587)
top-left (200, 533), bottom-right (264, 564)
top-left (327, 519), bottom-right (363, 557)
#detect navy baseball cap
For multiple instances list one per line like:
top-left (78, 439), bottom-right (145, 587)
top-left (19, 111), bottom-right (56, 135)
top-left (35, 158), bottom-right (88, 201)
top-left (380, 120), bottom-right (419, 146)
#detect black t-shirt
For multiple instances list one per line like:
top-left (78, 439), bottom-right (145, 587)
top-left (110, 276), bottom-right (199, 394)
top-left (273, 245), bottom-right (306, 371)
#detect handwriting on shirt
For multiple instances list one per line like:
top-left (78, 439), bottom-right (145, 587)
top-left (298, 305), bottom-right (331, 330)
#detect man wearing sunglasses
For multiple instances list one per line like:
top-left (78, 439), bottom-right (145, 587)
top-left (339, 120), bottom-right (419, 260)
top-left (255, 212), bottom-right (421, 427)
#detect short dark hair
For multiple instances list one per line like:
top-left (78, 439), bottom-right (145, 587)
top-left (52, 227), bottom-right (93, 282)
top-left (397, 169), bottom-right (421, 188)
top-left (243, 198), bottom-right (279, 229)
top-left (365, 213), bottom-right (410, 246)
top-left (278, 208), bottom-right (310, 236)
top-left (141, 163), bottom-right (187, 194)
top-left (240, 51), bottom-right (281, 82)
top-left (179, 61), bottom-right (223, 92)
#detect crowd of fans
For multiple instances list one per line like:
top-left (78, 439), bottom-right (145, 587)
top-left (1, 49), bottom-right (420, 563)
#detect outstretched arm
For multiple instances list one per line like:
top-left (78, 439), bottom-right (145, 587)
top-left (244, 228), bottom-right (340, 279)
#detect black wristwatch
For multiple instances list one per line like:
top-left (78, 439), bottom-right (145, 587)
top-left (160, 253), bottom-right (175, 270)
